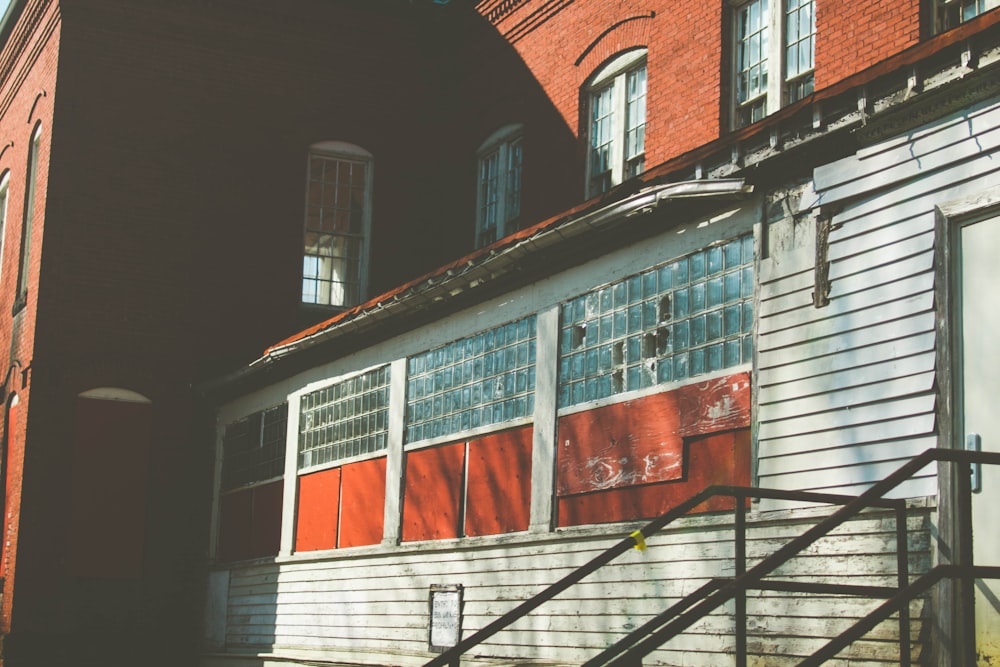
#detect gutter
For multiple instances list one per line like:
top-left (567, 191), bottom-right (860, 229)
top-left (255, 177), bottom-right (752, 366)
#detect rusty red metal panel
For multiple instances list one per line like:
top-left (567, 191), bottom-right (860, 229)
top-left (557, 428), bottom-right (751, 527)
top-left (403, 443), bottom-right (465, 542)
top-left (218, 488), bottom-right (253, 562)
top-left (339, 457), bottom-right (387, 548)
top-left (66, 397), bottom-right (152, 578)
top-left (556, 372), bottom-right (750, 496)
top-left (251, 481), bottom-right (284, 557)
top-left (465, 427), bottom-right (532, 537)
top-left (295, 467), bottom-right (341, 552)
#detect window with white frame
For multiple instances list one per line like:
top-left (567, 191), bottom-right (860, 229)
top-left (586, 49), bottom-right (647, 198)
top-left (558, 234), bottom-right (754, 408)
top-left (933, 0), bottom-right (1000, 32)
top-left (0, 172), bottom-right (8, 285)
top-left (733, 0), bottom-right (815, 128)
top-left (298, 365), bottom-right (391, 469)
top-left (476, 124), bottom-right (523, 248)
top-left (302, 141), bottom-right (373, 308)
top-left (406, 316), bottom-right (536, 443)
top-left (221, 404), bottom-right (288, 490)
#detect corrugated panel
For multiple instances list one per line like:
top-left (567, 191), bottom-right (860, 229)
top-left (295, 468), bottom-right (341, 552)
top-left (402, 442), bottom-right (465, 542)
top-left (465, 427), bottom-right (532, 537)
top-left (339, 457), bottom-right (387, 548)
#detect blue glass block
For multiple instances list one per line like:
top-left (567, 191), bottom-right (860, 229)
top-left (599, 344), bottom-right (613, 371)
top-left (708, 246), bottom-right (724, 274)
top-left (627, 365), bottom-right (641, 390)
top-left (613, 281), bottom-right (628, 307)
top-left (642, 270), bottom-right (658, 298)
top-left (516, 396), bottom-right (529, 418)
top-left (585, 348), bottom-right (598, 375)
top-left (460, 411), bottom-right (471, 431)
top-left (503, 373), bottom-right (515, 396)
top-left (628, 304), bottom-right (642, 333)
top-left (691, 314), bottom-right (706, 346)
top-left (517, 318), bottom-right (529, 339)
top-left (690, 348), bottom-right (705, 376)
top-left (516, 342), bottom-right (529, 366)
top-left (585, 378), bottom-right (598, 401)
top-left (425, 376), bottom-right (434, 395)
top-left (505, 322), bottom-right (517, 343)
top-left (571, 381), bottom-right (585, 405)
top-left (571, 352), bottom-right (584, 379)
top-left (657, 357), bottom-right (673, 383)
top-left (527, 367), bottom-right (536, 390)
top-left (742, 266), bottom-right (753, 298)
top-left (483, 330), bottom-right (495, 351)
top-left (707, 343), bottom-right (723, 372)
top-left (585, 292), bottom-right (600, 318)
top-left (464, 338), bottom-right (475, 358)
top-left (432, 396), bottom-right (443, 417)
top-left (558, 385), bottom-right (570, 408)
top-left (643, 299), bottom-right (657, 328)
top-left (558, 357), bottom-right (570, 382)
top-left (561, 302), bottom-right (574, 326)
top-left (408, 356), bottom-right (419, 374)
top-left (706, 311), bottom-right (722, 341)
top-left (516, 369), bottom-right (527, 392)
top-left (528, 341), bottom-right (537, 363)
top-left (504, 347), bottom-right (516, 369)
top-left (690, 251), bottom-right (706, 281)
top-left (527, 394), bottom-right (535, 415)
top-left (597, 374), bottom-right (612, 398)
top-left (484, 353), bottom-right (495, 375)
top-left (725, 271), bottom-right (741, 302)
top-left (690, 282), bottom-right (706, 312)
top-left (471, 408), bottom-right (482, 428)
top-left (725, 239), bottom-right (742, 269)
top-left (742, 234), bottom-right (754, 263)
top-left (725, 305), bottom-right (742, 336)
top-left (572, 296), bottom-right (587, 323)
top-left (453, 364), bottom-right (464, 385)
top-left (599, 315), bottom-right (613, 342)
top-left (482, 379), bottom-right (494, 401)
top-left (472, 334), bottom-right (484, 356)
top-left (673, 288), bottom-right (689, 319)
top-left (560, 327), bottom-right (574, 352)
top-left (599, 287), bottom-right (613, 312)
top-left (742, 334), bottom-right (753, 364)
top-left (673, 320), bottom-right (690, 350)
top-left (658, 264), bottom-right (672, 290)
top-left (641, 363), bottom-right (656, 388)
top-left (725, 339), bottom-right (741, 367)
top-left (503, 400), bottom-right (515, 421)
top-left (672, 259), bottom-right (689, 285)
top-left (613, 309), bottom-right (628, 337)
top-left (627, 275), bottom-right (642, 304)
top-left (627, 336), bottom-right (642, 363)
top-left (461, 386), bottom-right (472, 408)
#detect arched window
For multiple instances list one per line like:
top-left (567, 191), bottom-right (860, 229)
top-left (475, 124), bottom-right (523, 248)
top-left (15, 123), bottom-right (41, 307)
top-left (302, 141), bottom-right (373, 308)
top-left (0, 171), bottom-right (9, 287)
top-left (585, 49), bottom-right (647, 197)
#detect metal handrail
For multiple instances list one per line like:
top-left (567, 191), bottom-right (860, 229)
top-left (424, 484), bottom-right (906, 667)
top-left (600, 448), bottom-right (1000, 667)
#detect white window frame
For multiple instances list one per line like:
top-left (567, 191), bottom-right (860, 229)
top-left (475, 124), bottom-right (523, 248)
top-left (585, 49), bottom-right (647, 198)
top-left (732, 0), bottom-right (816, 129)
top-left (933, 0), bottom-right (1000, 32)
top-left (302, 141), bottom-right (374, 308)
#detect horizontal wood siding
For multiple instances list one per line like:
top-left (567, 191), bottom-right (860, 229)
top-left (757, 98), bottom-right (1000, 502)
top-left (219, 505), bottom-right (932, 666)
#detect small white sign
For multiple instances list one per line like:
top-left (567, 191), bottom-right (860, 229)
top-left (429, 585), bottom-right (463, 651)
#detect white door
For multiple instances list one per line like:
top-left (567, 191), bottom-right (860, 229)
top-left (959, 212), bottom-right (1000, 664)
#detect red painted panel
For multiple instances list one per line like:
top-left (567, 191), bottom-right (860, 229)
top-left (66, 397), bottom-right (152, 578)
top-left (557, 429), bottom-right (751, 527)
top-left (556, 373), bottom-right (750, 496)
top-left (339, 457), bottom-right (386, 548)
top-left (465, 427), bottom-right (532, 537)
top-left (403, 443), bottom-right (465, 542)
top-left (295, 468), bottom-right (341, 552)
top-left (217, 489), bottom-right (253, 562)
top-left (251, 481), bottom-right (283, 558)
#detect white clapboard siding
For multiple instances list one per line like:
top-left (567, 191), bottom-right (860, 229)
top-left (756, 98), bottom-right (1000, 503)
top-left (216, 504), bottom-right (932, 667)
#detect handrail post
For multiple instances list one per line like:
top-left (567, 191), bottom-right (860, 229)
top-left (956, 457), bottom-right (976, 667)
top-left (735, 491), bottom-right (747, 667)
top-left (894, 501), bottom-right (911, 667)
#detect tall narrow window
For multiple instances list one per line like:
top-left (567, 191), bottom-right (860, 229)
top-left (586, 50), bottom-right (647, 198)
top-left (475, 124), bottom-right (523, 248)
top-left (15, 124), bottom-right (41, 307)
top-left (733, 0), bottom-right (815, 128)
top-left (933, 0), bottom-right (1000, 32)
top-left (302, 142), bottom-right (373, 308)
top-left (0, 172), bottom-right (9, 286)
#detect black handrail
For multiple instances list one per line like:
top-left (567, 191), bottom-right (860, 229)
top-left (424, 484), bottom-right (905, 667)
top-left (601, 448), bottom-right (1000, 667)
top-left (425, 448), bottom-right (1000, 667)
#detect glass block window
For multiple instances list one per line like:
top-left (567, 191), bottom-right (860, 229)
top-left (406, 316), bottom-right (537, 443)
top-left (222, 404), bottom-right (288, 490)
top-left (298, 365), bottom-right (391, 469)
top-left (558, 234), bottom-right (754, 408)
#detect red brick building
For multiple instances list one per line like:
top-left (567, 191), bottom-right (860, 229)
top-left (0, 0), bottom-right (998, 665)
